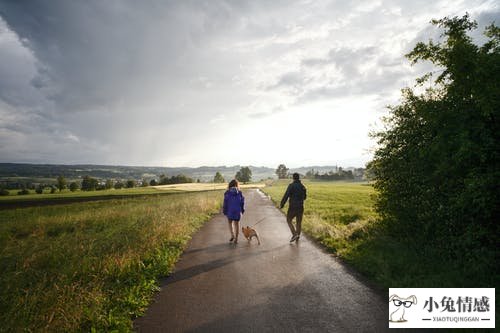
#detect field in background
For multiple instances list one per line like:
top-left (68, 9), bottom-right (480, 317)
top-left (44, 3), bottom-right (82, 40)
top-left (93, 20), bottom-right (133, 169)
top-left (0, 186), bottom-right (166, 201)
top-left (0, 191), bottom-right (223, 332)
top-left (0, 183), bottom-right (265, 205)
top-left (262, 180), bottom-right (376, 257)
top-left (153, 182), bottom-right (265, 192)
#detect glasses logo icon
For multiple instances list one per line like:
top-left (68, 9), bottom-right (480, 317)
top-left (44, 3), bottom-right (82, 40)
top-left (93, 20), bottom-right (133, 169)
top-left (389, 294), bottom-right (417, 322)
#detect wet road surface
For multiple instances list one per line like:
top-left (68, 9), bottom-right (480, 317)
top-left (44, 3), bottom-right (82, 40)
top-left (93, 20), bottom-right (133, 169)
top-left (134, 189), bottom-right (393, 332)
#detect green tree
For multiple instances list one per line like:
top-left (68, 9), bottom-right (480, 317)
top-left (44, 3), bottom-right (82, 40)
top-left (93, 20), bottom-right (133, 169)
top-left (159, 174), bottom-right (168, 185)
top-left (126, 180), bottom-right (136, 188)
top-left (368, 15), bottom-right (499, 281)
top-left (275, 164), bottom-right (289, 179)
top-left (235, 166), bottom-right (252, 184)
top-left (18, 189), bottom-right (29, 195)
top-left (114, 181), bottom-right (124, 189)
top-left (141, 178), bottom-right (149, 187)
top-left (35, 185), bottom-right (44, 194)
top-left (105, 179), bottom-right (114, 189)
top-left (81, 176), bottom-right (98, 191)
top-left (69, 182), bottom-right (79, 192)
top-left (149, 179), bottom-right (158, 186)
top-left (56, 175), bottom-right (66, 192)
top-left (213, 171), bottom-right (225, 183)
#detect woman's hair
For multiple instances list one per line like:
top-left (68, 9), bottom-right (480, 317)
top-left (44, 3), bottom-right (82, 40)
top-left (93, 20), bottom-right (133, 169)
top-left (228, 179), bottom-right (239, 189)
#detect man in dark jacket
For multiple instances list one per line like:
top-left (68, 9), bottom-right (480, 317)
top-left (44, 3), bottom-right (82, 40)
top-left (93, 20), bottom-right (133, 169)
top-left (280, 173), bottom-right (307, 242)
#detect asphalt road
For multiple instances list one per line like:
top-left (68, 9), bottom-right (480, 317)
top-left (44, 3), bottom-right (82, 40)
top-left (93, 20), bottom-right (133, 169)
top-left (134, 189), bottom-right (392, 332)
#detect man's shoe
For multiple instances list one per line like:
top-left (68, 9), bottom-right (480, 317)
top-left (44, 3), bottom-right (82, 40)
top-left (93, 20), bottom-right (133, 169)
top-left (290, 235), bottom-right (298, 242)
top-left (295, 235), bottom-right (300, 241)
top-left (229, 237), bottom-right (234, 242)
top-left (234, 238), bottom-right (238, 244)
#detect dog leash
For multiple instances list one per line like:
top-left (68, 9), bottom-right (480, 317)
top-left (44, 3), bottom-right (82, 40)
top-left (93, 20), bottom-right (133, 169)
top-left (249, 217), bottom-right (266, 228)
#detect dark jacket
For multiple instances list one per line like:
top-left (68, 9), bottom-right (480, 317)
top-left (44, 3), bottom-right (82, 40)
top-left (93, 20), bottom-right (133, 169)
top-left (280, 180), bottom-right (307, 209)
top-left (223, 187), bottom-right (245, 220)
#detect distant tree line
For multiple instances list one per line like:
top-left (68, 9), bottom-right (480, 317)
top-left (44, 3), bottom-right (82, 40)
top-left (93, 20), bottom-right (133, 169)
top-left (0, 172), bottom-right (199, 195)
top-left (305, 168), bottom-right (355, 180)
top-left (275, 163), bottom-right (364, 181)
top-left (158, 174), bottom-right (194, 185)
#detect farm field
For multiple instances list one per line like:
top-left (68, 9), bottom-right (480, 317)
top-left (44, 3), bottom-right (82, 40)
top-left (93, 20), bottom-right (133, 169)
top-left (153, 182), bottom-right (265, 192)
top-left (0, 186), bottom-right (167, 201)
top-left (0, 182), bottom-right (264, 202)
top-left (0, 190), bottom-right (223, 332)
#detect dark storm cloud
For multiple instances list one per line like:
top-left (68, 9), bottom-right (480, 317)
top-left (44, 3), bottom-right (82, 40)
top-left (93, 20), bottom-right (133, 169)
top-left (0, 0), bottom-right (498, 165)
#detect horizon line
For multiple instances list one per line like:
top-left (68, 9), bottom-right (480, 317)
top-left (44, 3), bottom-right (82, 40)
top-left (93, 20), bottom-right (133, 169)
top-left (0, 161), bottom-right (367, 169)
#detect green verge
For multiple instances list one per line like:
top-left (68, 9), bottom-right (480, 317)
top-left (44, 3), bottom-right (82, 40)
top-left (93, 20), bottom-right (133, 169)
top-left (265, 180), bottom-right (498, 332)
top-left (0, 191), bottom-right (223, 332)
top-left (263, 180), bottom-right (376, 256)
top-left (262, 181), bottom-right (495, 289)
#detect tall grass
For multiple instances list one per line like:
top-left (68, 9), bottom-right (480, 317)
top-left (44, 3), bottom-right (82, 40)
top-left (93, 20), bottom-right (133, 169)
top-left (0, 191), bottom-right (222, 332)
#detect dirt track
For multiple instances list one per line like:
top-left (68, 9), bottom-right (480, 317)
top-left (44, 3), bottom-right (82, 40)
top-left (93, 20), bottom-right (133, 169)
top-left (133, 189), bottom-right (398, 332)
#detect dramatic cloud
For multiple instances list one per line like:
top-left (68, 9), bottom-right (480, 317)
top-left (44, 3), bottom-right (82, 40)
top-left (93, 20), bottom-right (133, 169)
top-left (0, 0), bottom-right (498, 167)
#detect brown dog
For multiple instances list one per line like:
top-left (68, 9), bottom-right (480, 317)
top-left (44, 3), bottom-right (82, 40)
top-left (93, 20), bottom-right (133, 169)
top-left (242, 226), bottom-right (260, 245)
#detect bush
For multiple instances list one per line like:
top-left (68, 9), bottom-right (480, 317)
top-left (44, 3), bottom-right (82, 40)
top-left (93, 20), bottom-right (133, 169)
top-left (69, 182), bottom-right (79, 192)
top-left (368, 15), bottom-right (499, 285)
top-left (18, 189), bottom-right (30, 195)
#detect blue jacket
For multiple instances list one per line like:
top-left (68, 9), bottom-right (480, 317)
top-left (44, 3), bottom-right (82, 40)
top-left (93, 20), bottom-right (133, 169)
top-left (223, 187), bottom-right (245, 220)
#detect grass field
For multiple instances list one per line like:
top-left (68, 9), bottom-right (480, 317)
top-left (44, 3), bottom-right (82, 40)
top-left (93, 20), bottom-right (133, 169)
top-left (0, 191), bottom-right (223, 332)
top-left (0, 187), bottom-right (167, 201)
top-left (262, 180), bottom-right (376, 257)
top-left (263, 180), bottom-right (495, 294)
top-left (0, 182), bottom-right (264, 202)
top-left (153, 182), bottom-right (264, 192)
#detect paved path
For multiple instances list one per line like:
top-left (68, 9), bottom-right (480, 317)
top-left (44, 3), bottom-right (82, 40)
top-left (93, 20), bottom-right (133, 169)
top-left (134, 189), bottom-right (391, 332)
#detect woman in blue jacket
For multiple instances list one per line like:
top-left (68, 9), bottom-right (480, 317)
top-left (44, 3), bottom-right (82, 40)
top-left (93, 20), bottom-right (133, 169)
top-left (223, 179), bottom-right (245, 243)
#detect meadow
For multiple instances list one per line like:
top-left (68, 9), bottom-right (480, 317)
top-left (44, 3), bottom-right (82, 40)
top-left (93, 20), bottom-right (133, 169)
top-left (0, 191), bottom-right (223, 332)
top-left (262, 180), bottom-right (482, 290)
top-left (262, 180), bottom-right (376, 257)
top-left (0, 183), bottom-right (264, 202)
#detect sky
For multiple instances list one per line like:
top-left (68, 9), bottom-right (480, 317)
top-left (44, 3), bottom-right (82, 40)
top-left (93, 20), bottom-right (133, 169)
top-left (0, 0), bottom-right (498, 168)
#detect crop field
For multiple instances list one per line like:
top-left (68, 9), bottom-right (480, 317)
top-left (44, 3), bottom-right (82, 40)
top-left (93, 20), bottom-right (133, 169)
top-left (0, 190), bottom-right (223, 332)
top-left (0, 187), bottom-right (168, 201)
top-left (262, 180), bottom-right (376, 257)
top-left (153, 182), bottom-right (265, 192)
top-left (0, 183), bottom-right (264, 202)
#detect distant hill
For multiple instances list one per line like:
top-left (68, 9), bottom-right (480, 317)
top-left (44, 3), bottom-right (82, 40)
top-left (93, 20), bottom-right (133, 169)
top-left (0, 163), bottom-right (275, 184)
top-left (0, 163), bottom-right (364, 186)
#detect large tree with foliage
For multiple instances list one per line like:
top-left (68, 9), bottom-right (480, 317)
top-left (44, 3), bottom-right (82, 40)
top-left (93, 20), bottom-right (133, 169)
top-left (235, 166), bottom-right (252, 184)
top-left (275, 164), bottom-right (289, 179)
top-left (81, 176), bottom-right (98, 191)
top-left (56, 175), bottom-right (66, 192)
top-left (213, 171), bottom-right (225, 183)
top-left (368, 15), bottom-right (499, 280)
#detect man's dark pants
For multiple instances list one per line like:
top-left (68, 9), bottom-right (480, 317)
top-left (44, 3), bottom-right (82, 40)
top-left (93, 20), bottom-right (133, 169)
top-left (286, 206), bottom-right (304, 236)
